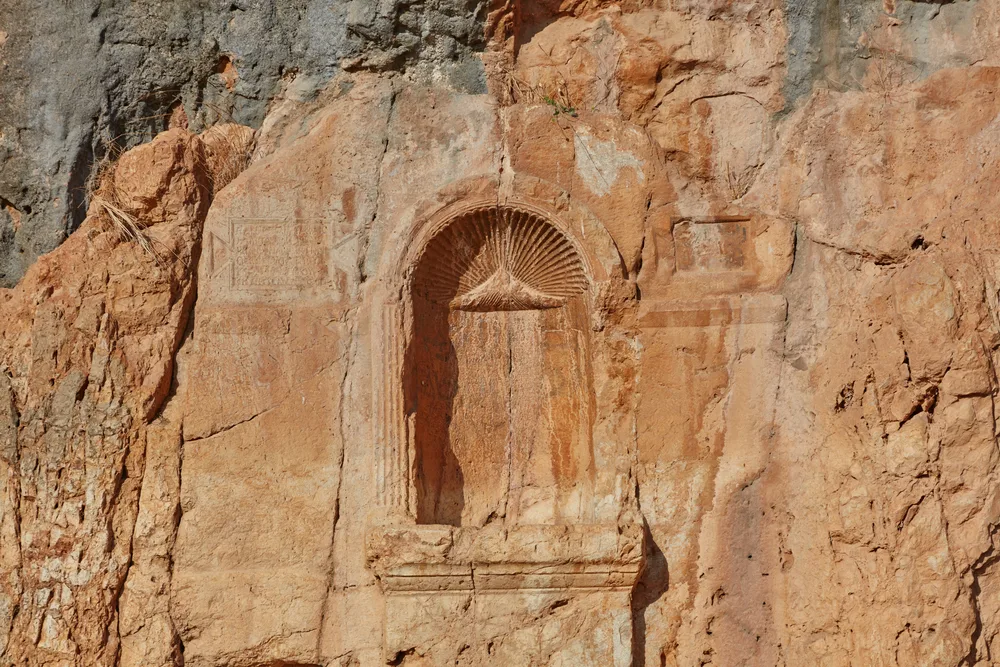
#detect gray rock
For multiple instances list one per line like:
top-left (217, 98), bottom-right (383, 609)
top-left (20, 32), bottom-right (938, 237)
top-left (4, 0), bottom-right (978, 287)
top-left (782, 0), bottom-right (983, 113)
top-left (0, 0), bottom-right (487, 286)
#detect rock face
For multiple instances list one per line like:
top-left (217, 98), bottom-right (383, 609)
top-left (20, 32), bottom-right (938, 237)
top-left (0, 0), bottom-right (487, 286)
top-left (3, 1), bottom-right (1000, 666)
top-left (0, 125), bottom-right (252, 665)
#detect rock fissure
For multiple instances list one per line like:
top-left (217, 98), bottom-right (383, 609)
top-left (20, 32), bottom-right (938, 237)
top-left (315, 315), bottom-right (356, 658)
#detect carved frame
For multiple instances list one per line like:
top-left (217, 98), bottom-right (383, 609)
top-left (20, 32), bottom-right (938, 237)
top-left (369, 178), bottom-right (622, 522)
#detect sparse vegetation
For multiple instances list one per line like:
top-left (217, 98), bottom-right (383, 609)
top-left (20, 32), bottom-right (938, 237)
top-left (543, 95), bottom-right (577, 118)
top-left (86, 143), bottom-right (167, 265)
top-left (94, 196), bottom-right (161, 261)
top-left (489, 55), bottom-right (578, 118)
top-left (198, 123), bottom-right (256, 194)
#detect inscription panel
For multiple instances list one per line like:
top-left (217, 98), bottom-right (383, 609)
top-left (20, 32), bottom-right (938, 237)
top-left (231, 221), bottom-right (330, 289)
top-left (204, 218), bottom-right (353, 306)
top-left (673, 218), bottom-right (747, 273)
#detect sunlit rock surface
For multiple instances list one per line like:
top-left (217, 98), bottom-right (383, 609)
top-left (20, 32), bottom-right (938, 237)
top-left (3, 2), bottom-right (1000, 665)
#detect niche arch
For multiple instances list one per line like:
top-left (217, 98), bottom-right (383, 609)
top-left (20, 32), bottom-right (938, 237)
top-left (407, 204), bottom-right (593, 526)
top-left (411, 206), bottom-right (588, 312)
top-left (366, 184), bottom-right (644, 663)
top-left (371, 186), bottom-right (625, 524)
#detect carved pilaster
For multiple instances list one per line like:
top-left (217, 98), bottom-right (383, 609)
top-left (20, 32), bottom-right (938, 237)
top-left (374, 301), bottom-right (408, 513)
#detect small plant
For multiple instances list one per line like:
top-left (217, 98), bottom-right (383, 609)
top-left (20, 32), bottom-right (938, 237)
top-left (543, 95), bottom-right (577, 118)
top-left (867, 50), bottom-right (908, 99)
top-left (198, 123), bottom-right (256, 194)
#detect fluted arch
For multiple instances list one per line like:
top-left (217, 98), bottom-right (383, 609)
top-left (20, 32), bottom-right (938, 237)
top-left (411, 205), bottom-right (588, 311)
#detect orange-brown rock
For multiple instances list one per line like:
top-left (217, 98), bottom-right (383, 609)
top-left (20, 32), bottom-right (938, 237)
top-left (4, 3), bottom-right (1000, 666)
top-left (0, 127), bottom-right (250, 666)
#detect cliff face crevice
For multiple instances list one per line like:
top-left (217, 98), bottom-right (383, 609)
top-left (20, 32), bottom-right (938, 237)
top-left (0, 125), bottom-right (253, 667)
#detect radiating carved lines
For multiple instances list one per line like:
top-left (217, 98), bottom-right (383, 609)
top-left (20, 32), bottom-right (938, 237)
top-left (412, 207), bottom-right (588, 311)
top-left (377, 205), bottom-right (589, 512)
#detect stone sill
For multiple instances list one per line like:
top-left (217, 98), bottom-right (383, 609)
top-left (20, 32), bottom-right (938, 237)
top-left (366, 523), bottom-right (643, 593)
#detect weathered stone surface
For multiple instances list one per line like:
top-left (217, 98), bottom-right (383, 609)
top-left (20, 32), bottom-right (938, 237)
top-left (0, 0), bottom-right (488, 287)
top-left (4, 2), bottom-right (1000, 666)
top-left (0, 126), bottom-right (243, 666)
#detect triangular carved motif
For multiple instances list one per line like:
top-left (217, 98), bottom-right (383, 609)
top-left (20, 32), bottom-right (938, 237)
top-left (207, 231), bottom-right (230, 279)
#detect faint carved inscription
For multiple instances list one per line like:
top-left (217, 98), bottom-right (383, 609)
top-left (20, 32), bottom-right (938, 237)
top-left (673, 218), bottom-right (747, 272)
top-left (231, 221), bottom-right (329, 288)
top-left (205, 218), bottom-right (351, 304)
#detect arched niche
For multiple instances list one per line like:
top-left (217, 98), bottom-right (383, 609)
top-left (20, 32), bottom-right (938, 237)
top-left (405, 205), bottom-right (595, 527)
top-left (366, 190), bottom-right (644, 664)
top-left (372, 188), bottom-right (621, 525)
top-left (370, 191), bottom-right (625, 525)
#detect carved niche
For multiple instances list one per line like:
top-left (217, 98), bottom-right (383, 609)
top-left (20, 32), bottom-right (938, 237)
top-left (367, 199), bottom-right (643, 664)
top-left (407, 206), bottom-right (593, 527)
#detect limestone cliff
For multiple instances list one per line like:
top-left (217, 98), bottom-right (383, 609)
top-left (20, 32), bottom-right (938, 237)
top-left (2, 1), bottom-right (1000, 666)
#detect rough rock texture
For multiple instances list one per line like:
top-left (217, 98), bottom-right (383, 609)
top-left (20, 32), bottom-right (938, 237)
top-left (0, 0), bottom-right (487, 286)
top-left (0, 0), bottom-right (988, 287)
top-left (0, 125), bottom-right (250, 666)
top-left (4, 0), bottom-right (1000, 666)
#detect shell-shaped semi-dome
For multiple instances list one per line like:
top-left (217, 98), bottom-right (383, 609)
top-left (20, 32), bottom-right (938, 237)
top-left (412, 206), bottom-right (588, 312)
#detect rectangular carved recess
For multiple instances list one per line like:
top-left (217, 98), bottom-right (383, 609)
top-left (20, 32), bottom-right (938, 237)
top-left (406, 298), bottom-right (594, 528)
top-left (638, 294), bottom-right (788, 329)
top-left (203, 217), bottom-right (350, 304)
top-left (231, 220), bottom-right (329, 289)
top-left (673, 216), bottom-right (749, 273)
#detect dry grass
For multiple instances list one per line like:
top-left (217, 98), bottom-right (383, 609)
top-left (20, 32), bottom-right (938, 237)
top-left (489, 53), bottom-right (577, 114)
top-left (90, 174), bottom-right (171, 266)
top-left (78, 85), bottom-right (254, 264)
top-left (866, 49), bottom-right (909, 99)
top-left (84, 118), bottom-right (254, 265)
top-left (199, 123), bottom-right (256, 194)
top-left (94, 197), bottom-right (161, 260)
top-left (86, 131), bottom-right (170, 265)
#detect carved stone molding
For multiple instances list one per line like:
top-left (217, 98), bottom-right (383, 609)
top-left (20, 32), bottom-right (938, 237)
top-left (368, 524), bottom-right (644, 593)
top-left (373, 302), bottom-right (409, 512)
top-left (638, 294), bottom-right (788, 329)
top-left (366, 183), bottom-right (642, 665)
top-left (371, 198), bottom-right (602, 518)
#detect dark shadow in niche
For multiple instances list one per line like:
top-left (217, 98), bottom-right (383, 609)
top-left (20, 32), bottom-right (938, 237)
top-left (631, 518), bottom-right (668, 667)
top-left (405, 205), bottom-right (591, 526)
top-left (405, 294), bottom-right (463, 526)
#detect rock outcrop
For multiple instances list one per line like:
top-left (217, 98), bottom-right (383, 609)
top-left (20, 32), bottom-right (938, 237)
top-left (2, 1), bottom-right (1000, 666)
top-left (0, 125), bottom-right (251, 666)
top-left (0, 0), bottom-right (487, 286)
